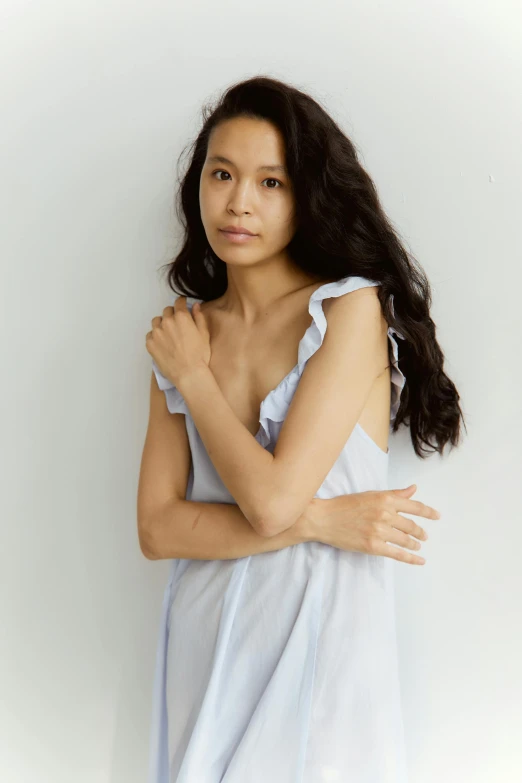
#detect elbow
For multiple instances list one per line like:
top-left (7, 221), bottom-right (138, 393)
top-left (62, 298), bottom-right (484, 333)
top-left (256, 518), bottom-right (278, 538)
top-left (248, 504), bottom-right (281, 538)
top-left (259, 516), bottom-right (295, 538)
top-left (258, 489), bottom-right (312, 538)
top-left (253, 497), bottom-right (279, 538)
top-left (256, 498), bottom-right (296, 539)
top-left (138, 520), bottom-right (160, 560)
top-left (240, 497), bottom-right (278, 538)
top-left (246, 511), bottom-right (273, 538)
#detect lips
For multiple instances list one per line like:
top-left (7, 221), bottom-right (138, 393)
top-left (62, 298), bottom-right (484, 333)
top-left (219, 228), bottom-right (258, 243)
top-left (220, 226), bottom-right (256, 235)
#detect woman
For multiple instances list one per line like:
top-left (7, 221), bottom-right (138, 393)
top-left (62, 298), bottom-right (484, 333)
top-left (139, 75), bottom-right (464, 782)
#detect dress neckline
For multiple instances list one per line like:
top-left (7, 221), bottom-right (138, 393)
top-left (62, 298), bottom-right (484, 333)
top-left (188, 278), bottom-right (336, 441)
top-left (181, 275), bottom-right (402, 455)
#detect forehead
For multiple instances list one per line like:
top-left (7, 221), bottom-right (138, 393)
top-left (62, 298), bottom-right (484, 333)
top-left (206, 118), bottom-right (288, 173)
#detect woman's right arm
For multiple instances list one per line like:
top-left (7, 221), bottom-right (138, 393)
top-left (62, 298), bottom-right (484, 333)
top-left (144, 496), bottom-right (312, 560)
top-left (138, 371), bottom-right (311, 560)
top-left (144, 489), bottom-right (437, 564)
top-left (139, 373), bottom-right (437, 563)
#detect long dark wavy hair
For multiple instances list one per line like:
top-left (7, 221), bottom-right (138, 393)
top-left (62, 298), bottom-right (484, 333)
top-left (159, 75), bottom-right (466, 458)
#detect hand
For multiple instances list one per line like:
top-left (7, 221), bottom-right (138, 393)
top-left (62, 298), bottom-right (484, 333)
top-left (301, 484), bottom-right (440, 565)
top-left (145, 297), bottom-right (211, 387)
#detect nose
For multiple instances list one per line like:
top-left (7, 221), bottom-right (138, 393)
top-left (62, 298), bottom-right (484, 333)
top-left (227, 180), bottom-right (254, 215)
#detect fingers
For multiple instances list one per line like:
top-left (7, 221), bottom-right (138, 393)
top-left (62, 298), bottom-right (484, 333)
top-left (397, 497), bottom-right (440, 520)
top-left (156, 297), bottom-right (188, 324)
top-left (368, 488), bottom-right (437, 566)
top-left (373, 540), bottom-right (426, 566)
top-left (384, 522), bottom-right (425, 552)
top-left (391, 512), bottom-right (428, 543)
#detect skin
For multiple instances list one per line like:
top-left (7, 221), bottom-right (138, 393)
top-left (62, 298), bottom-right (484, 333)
top-left (141, 116), bottom-right (440, 565)
top-left (198, 115), bottom-right (391, 454)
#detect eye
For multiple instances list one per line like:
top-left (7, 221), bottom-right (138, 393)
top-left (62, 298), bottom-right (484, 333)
top-left (213, 170), bottom-right (231, 181)
top-left (262, 178), bottom-right (282, 189)
top-left (212, 170), bottom-right (283, 189)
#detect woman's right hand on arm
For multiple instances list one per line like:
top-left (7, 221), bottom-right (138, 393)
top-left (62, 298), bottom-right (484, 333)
top-left (301, 485), bottom-right (440, 565)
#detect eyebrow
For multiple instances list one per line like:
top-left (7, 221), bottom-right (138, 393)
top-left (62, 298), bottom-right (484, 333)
top-left (206, 155), bottom-right (288, 174)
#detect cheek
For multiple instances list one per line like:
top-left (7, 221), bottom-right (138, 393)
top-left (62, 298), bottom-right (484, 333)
top-left (200, 182), bottom-right (222, 214)
top-left (199, 186), bottom-right (215, 221)
top-left (274, 203), bottom-right (297, 232)
top-left (263, 216), bottom-right (296, 249)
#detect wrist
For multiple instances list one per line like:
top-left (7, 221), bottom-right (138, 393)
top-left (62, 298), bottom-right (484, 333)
top-left (176, 362), bottom-right (211, 395)
top-left (295, 497), bottom-right (324, 543)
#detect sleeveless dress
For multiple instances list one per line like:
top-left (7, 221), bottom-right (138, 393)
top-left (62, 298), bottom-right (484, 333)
top-left (148, 275), bottom-right (408, 783)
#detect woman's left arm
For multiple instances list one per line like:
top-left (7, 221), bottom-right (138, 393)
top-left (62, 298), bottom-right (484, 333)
top-left (176, 288), bottom-right (387, 537)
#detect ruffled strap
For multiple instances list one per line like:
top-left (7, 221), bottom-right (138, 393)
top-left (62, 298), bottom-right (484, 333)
top-left (257, 277), bottom-right (406, 446)
top-left (388, 293), bottom-right (406, 424)
top-left (151, 297), bottom-right (201, 416)
top-left (297, 276), bottom-right (379, 367)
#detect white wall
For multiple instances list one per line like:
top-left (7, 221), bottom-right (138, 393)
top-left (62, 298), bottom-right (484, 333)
top-left (2, 1), bottom-right (520, 781)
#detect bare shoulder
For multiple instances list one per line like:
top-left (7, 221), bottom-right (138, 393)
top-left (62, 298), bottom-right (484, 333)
top-left (322, 285), bottom-right (389, 378)
top-left (323, 283), bottom-right (385, 323)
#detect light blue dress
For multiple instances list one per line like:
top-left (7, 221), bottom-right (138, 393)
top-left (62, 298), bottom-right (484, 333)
top-left (149, 275), bottom-right (408, 783)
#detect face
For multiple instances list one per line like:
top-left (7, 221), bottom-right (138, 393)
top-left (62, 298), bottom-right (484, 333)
top-left (199, 117), bottom-right (298, 267)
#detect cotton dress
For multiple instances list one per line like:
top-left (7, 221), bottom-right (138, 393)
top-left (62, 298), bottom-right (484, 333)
top-left (148, 275), bottom-right (408, 783)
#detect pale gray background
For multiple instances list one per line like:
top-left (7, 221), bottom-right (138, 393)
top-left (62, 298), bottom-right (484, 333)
top-left (2, 1), bottom-right (520, 781)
